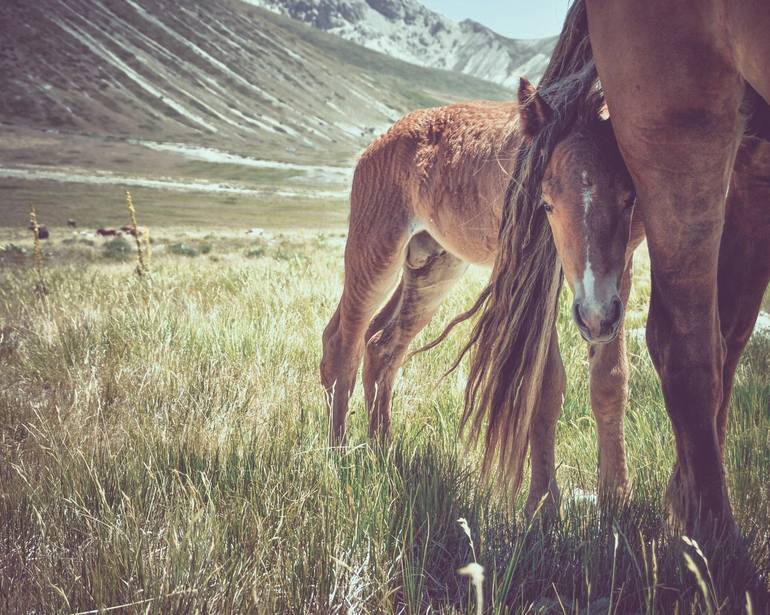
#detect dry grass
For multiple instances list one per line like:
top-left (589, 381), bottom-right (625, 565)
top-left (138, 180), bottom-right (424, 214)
top-left (124, 191), bottom-right (148, 278)
top-left (0, 229), bottom-right (768, 614)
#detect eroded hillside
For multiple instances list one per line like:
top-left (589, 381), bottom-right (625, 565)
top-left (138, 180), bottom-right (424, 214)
top-left (0, 0), bottom-right (515, 227)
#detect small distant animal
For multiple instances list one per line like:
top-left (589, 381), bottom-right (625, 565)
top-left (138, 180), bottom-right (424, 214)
top-left (96, 227), bottom-right (118, 236)
top-left (120, 224), bottom-right (146, 237)
top-left (28, 223), bottom-right (50, 239)
top-left (67, 218), bottom-right (77, 228)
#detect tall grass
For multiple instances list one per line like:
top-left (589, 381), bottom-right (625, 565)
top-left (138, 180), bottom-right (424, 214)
top-left (0, 231), bottom-right (768, 613)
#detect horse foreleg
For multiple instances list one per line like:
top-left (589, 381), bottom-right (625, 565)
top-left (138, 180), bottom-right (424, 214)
top-left (588, 257), bottom-right (632, 500)
top-left (716, 150), bottom-right (770, 457)
top-left (525, 328), bottom-right (565, 518)
top-left (588, 0), bottom-right (746, 537)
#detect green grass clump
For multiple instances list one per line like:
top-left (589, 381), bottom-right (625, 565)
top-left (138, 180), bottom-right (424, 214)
top-left (245, 246), bottom-right (265, 258)
top-left (168, 240), bottom-right (213, 258)
top-left (0, 230), bottom-right (768, 614)
top-left (168, 242), bottom-right (201, 257)
top-left (0, 243), bottom-right (27, 265)
top-left (62, 236), bottom-right (96, 247)
top-left (102, 235), bottom-right (133, 261)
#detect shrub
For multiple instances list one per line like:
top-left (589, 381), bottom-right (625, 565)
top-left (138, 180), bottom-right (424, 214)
top-left (64, 237), bottom-right (96, 247)
top-left (0, 243), bottom-right (26, 256)
top-left (102, 236), bottom-right (132, 261)
top-left (245, 247), bottom-right (265, 258)
top-left (169, 242), bottom-right (199, 257)
top-left (0, 243), bottom-right (27, 266)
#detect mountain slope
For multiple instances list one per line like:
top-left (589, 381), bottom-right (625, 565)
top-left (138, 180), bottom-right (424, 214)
top-left (246, 0), bottom-right (556, 86)
top-left (0, 0), bottom-right (519, 227)
top-left (0, 0), bottom-right (516, 164)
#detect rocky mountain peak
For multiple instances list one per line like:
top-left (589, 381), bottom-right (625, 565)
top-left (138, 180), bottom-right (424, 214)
top-left (244, 0), bottom-right (556, 87)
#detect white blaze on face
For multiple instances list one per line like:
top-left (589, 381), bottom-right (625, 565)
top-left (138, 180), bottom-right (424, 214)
top-left (582, 256), bottom-right (599, 310)
top-left (581, 170), bottom-right (593, 215)
top-left (579, 170), bottom-right (599, 309)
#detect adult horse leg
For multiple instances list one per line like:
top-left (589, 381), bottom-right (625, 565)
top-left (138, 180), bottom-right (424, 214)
top-left (363, 231), bottom-right (467, 439)
top-left (716, 144), bottom-right (770, 456)
top-left (588, 258), bottom-right (632, 498)
top-left (588, 0), bottom-right (745, 535)
top-left (321, 202), bottom-right (413, 445)
top-left (525, 328), bottom-right (566, 518)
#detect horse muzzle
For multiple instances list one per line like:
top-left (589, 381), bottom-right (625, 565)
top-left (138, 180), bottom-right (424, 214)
top-left (572, 295), bottom-right (623, 344)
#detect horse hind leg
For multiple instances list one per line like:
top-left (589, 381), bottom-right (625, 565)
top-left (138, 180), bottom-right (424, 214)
top-left (363, 231), bottom-right (468, 439)
top-left (321, 210), bottom-right (412, 445)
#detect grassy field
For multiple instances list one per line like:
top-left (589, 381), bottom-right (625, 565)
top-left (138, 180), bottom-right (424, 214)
top-left (0, 179), bottom-right (349, 230)
top-left (1, 228), bottom-right (769, 614)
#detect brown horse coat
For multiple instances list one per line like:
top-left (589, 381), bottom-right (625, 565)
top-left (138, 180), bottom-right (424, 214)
top-left (469, 0), bottom-right (770, 537)
top-left (322, 96), bottom-right (639, 515)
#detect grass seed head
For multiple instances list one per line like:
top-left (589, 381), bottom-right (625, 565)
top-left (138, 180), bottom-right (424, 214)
top-left (125, 190), bottom-right (149, 277)
top-left (458, 562), bottom-right (485, 615)
top-left (28, 207), bottom-right (48, 296)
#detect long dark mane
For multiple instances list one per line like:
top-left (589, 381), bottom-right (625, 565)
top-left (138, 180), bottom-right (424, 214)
top-left (416, 0), bottom-right (596, 492)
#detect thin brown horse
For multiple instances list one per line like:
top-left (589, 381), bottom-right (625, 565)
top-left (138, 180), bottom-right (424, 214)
top-left (321, 76), bottom-right (640, 514)
top-left (464, 0), bottom-right (770, 537)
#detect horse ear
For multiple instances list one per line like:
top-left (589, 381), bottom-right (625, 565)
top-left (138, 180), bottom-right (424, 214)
top-left (518, 77), bottom-right (552, 139)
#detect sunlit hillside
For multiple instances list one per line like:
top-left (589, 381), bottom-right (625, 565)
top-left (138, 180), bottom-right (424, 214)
top-left (0, 0), bottom-right (517, 229)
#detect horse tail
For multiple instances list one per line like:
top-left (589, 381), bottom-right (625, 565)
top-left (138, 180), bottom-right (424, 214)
top-left (403, 284), bottom-right (491, 368)
top-left (461, 0), bottom-right (596, 493)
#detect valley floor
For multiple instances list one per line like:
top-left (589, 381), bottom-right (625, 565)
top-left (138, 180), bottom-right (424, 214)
top-left (0, 229), bottom-right (769, 613)
top-left (0, 125), bottom-right (352, 229)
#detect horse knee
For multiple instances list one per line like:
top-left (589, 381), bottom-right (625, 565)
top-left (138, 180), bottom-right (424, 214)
top-left (364, 326), bottom-right (396, 380)
top-left (320, 330), bottom-right (341, 391)
top-left (590, 367), bottom-right (627, 404)
top-left (321, 326), bottom-right (360, 393)
top-left (538, 363), bottom-right (565, 424)
top-left (320, 316), bottom-right (337, 386)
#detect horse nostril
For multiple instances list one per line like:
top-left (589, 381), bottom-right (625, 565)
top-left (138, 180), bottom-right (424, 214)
top-left (607, 296), bottom-right (623, 326)
top-left (572, 302), bottom-right (587, 330)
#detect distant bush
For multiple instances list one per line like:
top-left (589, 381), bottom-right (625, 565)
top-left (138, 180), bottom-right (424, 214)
top-left (0, 243), bottom-right (27, 265)
top-left (169, 242), bottom-right (199, 257)
top-left (63, 237), bottom-right (95, 247)
top-left (244, 247), bottom-right (265, 258)
top-left (0, 243), bottom-right (26, 256)
top-left (102, 236), bottom-right (132, 261)
top-left (272, 240), bottom-right (309, 262)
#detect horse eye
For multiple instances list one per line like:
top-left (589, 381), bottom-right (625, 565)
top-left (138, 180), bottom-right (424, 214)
top-left (543, 202), bottom-right (554, 213)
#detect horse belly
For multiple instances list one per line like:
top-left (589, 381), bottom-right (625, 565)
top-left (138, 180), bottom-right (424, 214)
top-left (725, 0), bottom-right (770, 105)
top-left (412, 190), bottom-right (501, 266)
